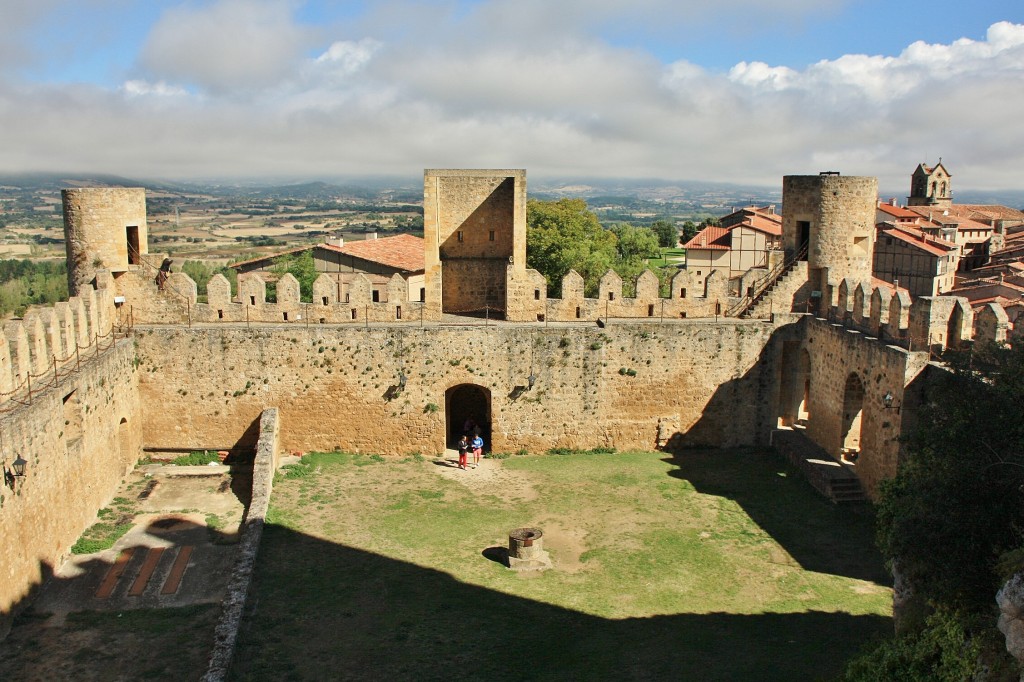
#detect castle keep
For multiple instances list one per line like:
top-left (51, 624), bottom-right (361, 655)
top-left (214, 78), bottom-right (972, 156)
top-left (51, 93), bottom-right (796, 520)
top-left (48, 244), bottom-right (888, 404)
top-left (0, 169), bottom-right (1013, 639)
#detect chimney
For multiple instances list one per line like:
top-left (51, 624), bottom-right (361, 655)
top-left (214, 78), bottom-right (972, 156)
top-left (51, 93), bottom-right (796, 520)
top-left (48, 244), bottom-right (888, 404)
top-left (890, 198), bottom-right (898, 206)
top-left (327, 234), bottom-right (344, 248)
top-left (366, 231), bottom-right (378, 240)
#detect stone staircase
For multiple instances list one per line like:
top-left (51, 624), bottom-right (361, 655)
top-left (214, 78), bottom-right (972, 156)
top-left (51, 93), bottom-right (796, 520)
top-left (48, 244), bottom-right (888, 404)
top-left (770, 427), bottom-right (867, 504)
top-left (743, 261), bottom-right (809, 319)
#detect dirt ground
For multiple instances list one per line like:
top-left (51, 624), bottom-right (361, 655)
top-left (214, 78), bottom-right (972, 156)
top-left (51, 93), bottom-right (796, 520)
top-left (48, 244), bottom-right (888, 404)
top-left (0, 464), bottom-right (251, 681)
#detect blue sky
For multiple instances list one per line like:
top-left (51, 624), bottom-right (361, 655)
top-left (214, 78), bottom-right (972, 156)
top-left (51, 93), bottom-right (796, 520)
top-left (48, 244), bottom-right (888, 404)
top-left (2, 0), bottom-right (1023, 189)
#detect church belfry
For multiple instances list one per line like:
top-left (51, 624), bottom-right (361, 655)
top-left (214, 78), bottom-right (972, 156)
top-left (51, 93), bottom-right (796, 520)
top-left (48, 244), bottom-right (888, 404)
top-left (907, 160), bottom-right (952, 208)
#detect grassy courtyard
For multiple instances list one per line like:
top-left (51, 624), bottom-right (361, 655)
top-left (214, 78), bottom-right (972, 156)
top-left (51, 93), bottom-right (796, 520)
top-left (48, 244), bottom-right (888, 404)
top-left (232, 448), bottom-right (891, 681)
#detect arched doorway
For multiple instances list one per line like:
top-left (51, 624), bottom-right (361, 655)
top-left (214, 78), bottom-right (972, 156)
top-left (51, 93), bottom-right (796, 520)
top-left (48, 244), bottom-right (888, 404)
top-left (840, 373), bottom-right (865, 462)
top-left (799, 349), bottom-right (811, 423)
top-left (445, 384), bottom-right (492, 448)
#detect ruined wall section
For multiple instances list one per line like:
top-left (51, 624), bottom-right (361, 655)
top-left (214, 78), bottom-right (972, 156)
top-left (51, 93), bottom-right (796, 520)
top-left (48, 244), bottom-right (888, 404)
top-left (0, 336), bottom-right (142, 638)
top-left (62, 188), bottom-right (148, 296)
top-left (133, 320), bottom-right (782, 457)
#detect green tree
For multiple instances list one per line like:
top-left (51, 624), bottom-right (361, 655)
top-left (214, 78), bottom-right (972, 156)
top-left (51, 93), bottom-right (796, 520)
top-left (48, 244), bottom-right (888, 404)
top-left (650, 220), bottom-right (679, 248)
top-left (680, 221), bottom-right (699, 244)
top-left (527, 199), bottom-right (617, 297)
top-left (271, 250), bottom-right (318, 301)
top-left (878, 342), bottom-right (1024, 611)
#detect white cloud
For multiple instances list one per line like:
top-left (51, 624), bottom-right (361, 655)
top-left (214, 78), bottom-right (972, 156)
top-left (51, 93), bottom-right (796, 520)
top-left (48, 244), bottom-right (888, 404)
top-left (0, 7), bottom-right (1023, 191)
top-left (121, 80), bottom-right (188, 98)
top-left (138, 0), bottom-right (318, 93)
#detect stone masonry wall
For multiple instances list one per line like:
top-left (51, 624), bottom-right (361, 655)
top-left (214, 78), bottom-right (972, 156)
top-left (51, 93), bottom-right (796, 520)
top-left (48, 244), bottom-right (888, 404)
top-left (63, 188), bottom-right (148, 296)
top-left (0, 337), bottom-right (142, 638)
top-left (133, 319), bottom-right (783, 457)
top-left (799, 316), bottom-right (930, 496)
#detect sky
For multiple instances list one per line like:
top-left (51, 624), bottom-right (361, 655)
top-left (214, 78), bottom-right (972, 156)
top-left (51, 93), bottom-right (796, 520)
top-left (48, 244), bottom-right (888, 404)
top-left (1, 0), bottom-right (1023, 190)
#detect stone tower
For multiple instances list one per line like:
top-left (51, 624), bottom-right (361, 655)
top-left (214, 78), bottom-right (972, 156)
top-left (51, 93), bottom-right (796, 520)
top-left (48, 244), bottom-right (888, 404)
top-left (62, 187), bottom-right (149, 295)
top-left (782, 172), bottom-right (878, 300)
top-left (422, 169), bottom-right (526, 319)
top-left (907, 161), bottom-right (952, 208)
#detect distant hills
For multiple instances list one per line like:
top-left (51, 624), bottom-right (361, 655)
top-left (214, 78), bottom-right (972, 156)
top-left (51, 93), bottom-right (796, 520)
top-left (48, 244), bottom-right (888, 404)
top-left (1, 172), bottom-right (1021, 209)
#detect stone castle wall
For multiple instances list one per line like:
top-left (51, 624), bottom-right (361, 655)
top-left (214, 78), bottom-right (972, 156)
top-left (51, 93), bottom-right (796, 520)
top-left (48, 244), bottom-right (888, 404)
top-left (132, 319), bottom-right (783, 457)
top-left (0, 336), bottom-right (142, 638)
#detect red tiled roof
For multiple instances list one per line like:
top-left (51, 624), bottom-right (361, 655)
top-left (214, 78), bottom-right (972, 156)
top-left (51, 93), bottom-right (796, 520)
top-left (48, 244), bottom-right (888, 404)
top-left (683, 226), bottom-right (731, 250)
top-left (947, 204), bottom-right (1024, 222)
top-left (879, 223), bottom-right (957, 258)
top-left (331, 233), bottom-right (425, 272)
top-left (877, 202), bottom-right (920, 220)
top-left (741, 214), bottom-right (782, 236)
top-left (228, 234), bottom-right (425, 272)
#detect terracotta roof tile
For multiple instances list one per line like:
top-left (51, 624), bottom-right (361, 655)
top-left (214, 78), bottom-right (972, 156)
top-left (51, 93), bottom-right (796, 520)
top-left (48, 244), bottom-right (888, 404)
top-left (332, 234), bottom-right (425, 272)
top-left (683, 226), bottom-right (731, 250)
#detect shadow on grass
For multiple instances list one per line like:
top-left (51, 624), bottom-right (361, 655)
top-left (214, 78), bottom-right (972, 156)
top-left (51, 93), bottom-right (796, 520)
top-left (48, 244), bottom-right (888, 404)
top-left (664, 448), bottom-right (890, 585)
top-left (232, 522), bottom-right (890, 682)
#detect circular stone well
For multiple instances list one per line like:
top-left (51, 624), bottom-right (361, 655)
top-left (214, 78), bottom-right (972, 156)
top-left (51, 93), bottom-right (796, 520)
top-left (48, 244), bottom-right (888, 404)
top-left (507, 527), bottom-right (552, 572)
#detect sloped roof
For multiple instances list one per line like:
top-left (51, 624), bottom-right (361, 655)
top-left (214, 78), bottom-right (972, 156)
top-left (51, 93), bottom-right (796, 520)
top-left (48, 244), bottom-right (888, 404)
top-left (683, 226), bottom-right (731, 250)
top-left (328, 234), bottom-right (425, 272)
top-left (741, 214), bottom-right (782, 236)
top-left (228, 234), bottom-right (425, 272)
top-left (946, 204), bottom-right (1024, 222)
top-left (878, 224), bottom-right (956, 258)
top-left (877, 202), bottom-right (921, 220)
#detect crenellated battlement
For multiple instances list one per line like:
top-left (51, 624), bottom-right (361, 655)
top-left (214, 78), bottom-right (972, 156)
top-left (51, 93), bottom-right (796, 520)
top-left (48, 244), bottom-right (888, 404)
top-left (824, 275), bottom-right (1013, 351)
top-left (0, 278), bottom-right (120, 408)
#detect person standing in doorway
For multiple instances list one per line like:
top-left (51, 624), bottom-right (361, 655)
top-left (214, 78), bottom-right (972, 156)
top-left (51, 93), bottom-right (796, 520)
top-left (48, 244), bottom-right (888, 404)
top-left (457, 435), bottom-right (469, 470)
top-left (471, 433), bottom-right (484, 468)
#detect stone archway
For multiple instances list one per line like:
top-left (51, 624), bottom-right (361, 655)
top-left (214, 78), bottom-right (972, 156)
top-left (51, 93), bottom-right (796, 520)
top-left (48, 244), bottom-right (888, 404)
top-left (445, 384), bottom-right (492, 448)
top-left (840, 373), bottom-right (865, 460)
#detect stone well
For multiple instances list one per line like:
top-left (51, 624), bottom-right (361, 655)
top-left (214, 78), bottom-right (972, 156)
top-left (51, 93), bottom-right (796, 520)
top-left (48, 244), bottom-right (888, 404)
top-left (507, 527), bottom-right (551, 572)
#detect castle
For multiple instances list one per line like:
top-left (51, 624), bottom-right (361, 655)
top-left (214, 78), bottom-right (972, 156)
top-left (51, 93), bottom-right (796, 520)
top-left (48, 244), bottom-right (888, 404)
top-left (0, 168), bottom-right (1014, 639)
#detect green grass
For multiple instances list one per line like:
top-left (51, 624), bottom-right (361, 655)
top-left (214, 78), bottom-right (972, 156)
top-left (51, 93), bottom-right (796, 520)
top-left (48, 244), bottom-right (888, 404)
top-left (71, 497), bottom-right (139, 555)
top-left (233, 448), bottom-right (891, 681)
top-left (171, 450), bottom-right (221, 466)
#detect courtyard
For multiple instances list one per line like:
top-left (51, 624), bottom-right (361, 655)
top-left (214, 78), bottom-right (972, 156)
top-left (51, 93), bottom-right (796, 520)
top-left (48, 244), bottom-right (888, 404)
top-left (232, 447), bottom-right (891, 681)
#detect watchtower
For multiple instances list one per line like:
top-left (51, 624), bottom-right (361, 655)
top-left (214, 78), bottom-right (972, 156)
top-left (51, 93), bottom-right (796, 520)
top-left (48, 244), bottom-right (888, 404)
top-left (422, 169), bottom-right (526, 319)
top-left (62, 188), bottom-right (149, 295)
top-left (782, 172), bottom-right (877, 300)
top-left (907, 161), bottom-right (952, 208)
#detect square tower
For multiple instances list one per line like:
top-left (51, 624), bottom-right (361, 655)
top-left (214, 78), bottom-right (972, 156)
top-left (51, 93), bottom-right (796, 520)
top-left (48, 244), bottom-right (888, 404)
top-left (422, 169), bottom-right (526, 319)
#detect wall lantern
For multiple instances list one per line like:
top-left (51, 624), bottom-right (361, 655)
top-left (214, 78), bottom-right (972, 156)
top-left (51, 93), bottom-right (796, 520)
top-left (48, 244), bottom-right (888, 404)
top-left (12, 454), bottom-right (26, 478)
top-left (883, 392), bottom-right (902, 414)
top-left (527, 372), bottom-right (536, 390)
top-left (398, 372), bottom-right (407, 389)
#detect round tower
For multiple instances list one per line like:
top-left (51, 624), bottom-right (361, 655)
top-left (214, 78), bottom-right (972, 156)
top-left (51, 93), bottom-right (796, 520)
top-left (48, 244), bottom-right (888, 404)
top-left (782, 173), bottom-right (877, 297)
top-left (62, 188), bottom-right (148, 295)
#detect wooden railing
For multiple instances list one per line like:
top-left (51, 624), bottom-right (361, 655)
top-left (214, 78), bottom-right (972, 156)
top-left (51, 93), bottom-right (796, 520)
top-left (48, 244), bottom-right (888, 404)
top-left (725, 242), bottom-right (808, 318)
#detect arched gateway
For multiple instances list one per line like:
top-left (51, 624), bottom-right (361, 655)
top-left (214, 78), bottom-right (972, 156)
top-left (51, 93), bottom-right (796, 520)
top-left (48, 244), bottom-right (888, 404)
top-left (445, 384), bottom-right (492, 448)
